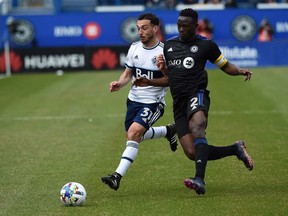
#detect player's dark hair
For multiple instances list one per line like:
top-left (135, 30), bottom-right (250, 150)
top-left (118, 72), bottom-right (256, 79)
top-left (180, 8), bottom-right (198, 23)
top-left (138, 13), bottom-right (160, 26)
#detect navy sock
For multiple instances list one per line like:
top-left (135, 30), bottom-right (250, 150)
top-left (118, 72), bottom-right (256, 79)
top-left (194, 138), bottom-right (209, 180)
top-left (208, 145), bottom-right (237, 160)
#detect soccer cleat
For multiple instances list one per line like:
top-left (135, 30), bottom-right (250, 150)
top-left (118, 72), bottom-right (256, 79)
top-left (235, 140), bottom-right (254, 171)
top-left (166, 124), bottom-right (178, 152)
top-left (184, 177), bottom-right (206, 195)
top-left (101, 172), bottom-right (122, 191)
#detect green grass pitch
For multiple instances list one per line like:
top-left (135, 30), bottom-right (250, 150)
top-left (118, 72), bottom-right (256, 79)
top-left (0, 67), bottom-right (287, 216)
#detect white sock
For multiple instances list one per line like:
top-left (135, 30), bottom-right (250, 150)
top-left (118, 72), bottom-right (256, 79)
top-left (141, 126), bottom-right (167, 142)
top-left (115, 141), bottom-right (139, 176)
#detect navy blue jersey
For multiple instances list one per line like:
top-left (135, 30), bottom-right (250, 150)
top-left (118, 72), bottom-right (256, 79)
top-left (163, 34), bottom-right (224, 99)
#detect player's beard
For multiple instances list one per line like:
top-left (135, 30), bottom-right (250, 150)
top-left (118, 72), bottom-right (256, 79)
top-left (141, 34), bottom-right (154, 46)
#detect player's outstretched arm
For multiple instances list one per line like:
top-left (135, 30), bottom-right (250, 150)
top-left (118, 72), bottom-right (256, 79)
top-left (110, 68), bottom-right (133, 92)
top-left (221, 61), bottom-right (253, 81)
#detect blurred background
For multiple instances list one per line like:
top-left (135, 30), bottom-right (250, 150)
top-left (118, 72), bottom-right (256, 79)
top-left (0, 0), bottom-right (287, 74)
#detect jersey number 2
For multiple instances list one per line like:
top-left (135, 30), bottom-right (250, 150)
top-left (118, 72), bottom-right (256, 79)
top-left (190, 97), bottom-right (198, 110)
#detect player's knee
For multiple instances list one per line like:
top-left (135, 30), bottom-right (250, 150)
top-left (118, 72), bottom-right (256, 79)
top-left (126, 129), bottom-right (143, 142)
top-left (190, 120), bottom-right (206, 137)
top-left (189, 113), bottom-right (207, 137)
top-left (191, 128), bottom-right (206, 138)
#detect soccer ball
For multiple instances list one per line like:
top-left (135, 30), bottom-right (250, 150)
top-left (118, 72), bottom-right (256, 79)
top-left (60, 182), bottom-right (87, 206)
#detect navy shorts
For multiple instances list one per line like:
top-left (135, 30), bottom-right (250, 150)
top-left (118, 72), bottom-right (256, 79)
top-left (125, 99), bottom-right (165, 131)
top-left (173, 89), bottom-right (210, 138)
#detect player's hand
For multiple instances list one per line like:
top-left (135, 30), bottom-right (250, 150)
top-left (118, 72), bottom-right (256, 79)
top-left (133, 77), bottom-right (150, 87)
top-left (109, 81), bottom-right (121, 92)
top-left (156, 54), bottom-right (166, 71)
top-left (239, 69), bottom-right (253, 81)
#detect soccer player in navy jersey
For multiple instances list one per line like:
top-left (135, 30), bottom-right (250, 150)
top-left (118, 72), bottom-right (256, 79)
top-left (156, 8), bottom-right (254, 195)
top-left (130, 8), bottom-right (254, 194)
top-left (101, 13), bottom-right (177, 191)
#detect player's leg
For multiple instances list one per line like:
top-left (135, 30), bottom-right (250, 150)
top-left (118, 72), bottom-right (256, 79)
top-left (101, 100), bottom-right (145, 190)
top-left (175, 112), bottom-right (254, 170)
top-left (140, 103), bottom-right (178, 151)
top-left (172, 100), bottom-right (206, 195)
top-left (142, 124), bottom-right (178, 151)
top-left (101, 122), bottom-right (145, 191)
top-left (101, 101), bottom-right (166, 190)
top-left (187, 111), bottom-right (208, 195)
top-left (181, 90), bottom-right (210, 195)
top-left (177, 131), bottom-right (254, 170)
top-left (207, 140), bottom-right (254, 170)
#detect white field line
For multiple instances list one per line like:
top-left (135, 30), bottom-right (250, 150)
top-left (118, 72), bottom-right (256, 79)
top-left (12, 116), bottom-right (92, 121)
top-left (0, 110), bottom-right (285, 121)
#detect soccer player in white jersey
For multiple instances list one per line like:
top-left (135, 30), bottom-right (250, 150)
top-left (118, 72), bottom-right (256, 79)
top-left (101, 13), bottom-right (177, 191)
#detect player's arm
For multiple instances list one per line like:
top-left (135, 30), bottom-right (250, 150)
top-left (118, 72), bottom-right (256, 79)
top-left (110, 67), bottom-right (133, 92)
top-left (214, 53), bottom-right (252, 81)
top-left (156, 54), bottom-right (168, 75)
top-left (221, 61), bottom-right (252, 81)
top-left (133, 75), bottom-right (169, 87)
top-left (133, 54), bottom-right (169, 87)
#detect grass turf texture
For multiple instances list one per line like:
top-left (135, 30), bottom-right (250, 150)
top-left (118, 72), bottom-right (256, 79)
top-left (0, 68), bottom-right (287, 216)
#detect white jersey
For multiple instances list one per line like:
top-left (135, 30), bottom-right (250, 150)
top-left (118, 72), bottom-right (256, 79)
top-left (125, 40), bottom-right (168, 104)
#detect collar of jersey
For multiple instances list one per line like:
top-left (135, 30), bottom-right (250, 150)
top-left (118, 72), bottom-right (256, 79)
top-left (142, 40), bottom-right (160, 50)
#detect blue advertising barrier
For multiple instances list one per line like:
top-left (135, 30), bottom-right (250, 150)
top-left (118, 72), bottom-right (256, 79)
top-left (216, 40), bottom-right (288, 68)
top-left (0, 8), bottom-right (287, 72)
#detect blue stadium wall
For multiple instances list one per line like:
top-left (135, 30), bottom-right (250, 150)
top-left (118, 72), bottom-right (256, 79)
top-left (0, 9), bottom-right (287, 73)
